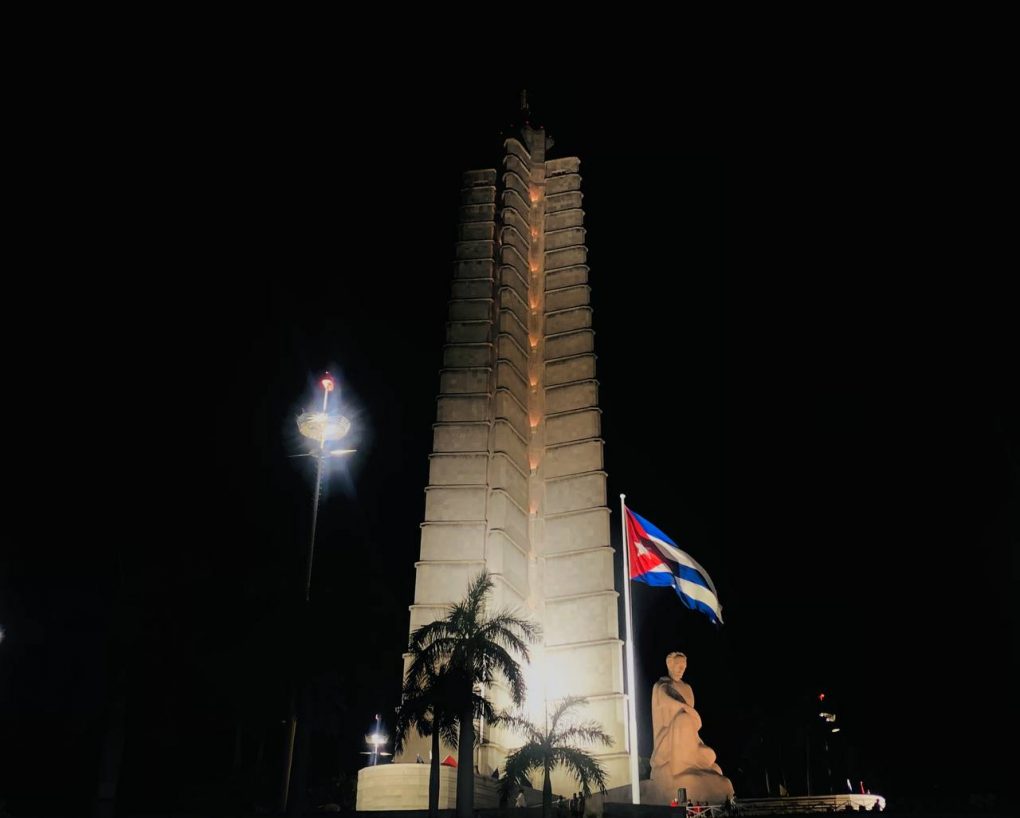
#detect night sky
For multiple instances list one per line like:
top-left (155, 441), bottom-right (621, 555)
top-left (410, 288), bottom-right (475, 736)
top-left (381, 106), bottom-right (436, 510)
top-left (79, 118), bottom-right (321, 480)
top-left (2, 83), bottom-right (1014, 815)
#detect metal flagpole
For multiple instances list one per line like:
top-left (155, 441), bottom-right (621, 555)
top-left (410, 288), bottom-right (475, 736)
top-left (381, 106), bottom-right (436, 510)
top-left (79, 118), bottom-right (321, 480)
top-left (620, 493), bottom-right (641, 804)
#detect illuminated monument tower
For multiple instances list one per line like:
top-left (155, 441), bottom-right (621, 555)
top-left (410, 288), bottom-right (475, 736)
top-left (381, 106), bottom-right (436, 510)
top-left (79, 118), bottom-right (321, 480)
top-left (360, 113), bottom-right (628, 808)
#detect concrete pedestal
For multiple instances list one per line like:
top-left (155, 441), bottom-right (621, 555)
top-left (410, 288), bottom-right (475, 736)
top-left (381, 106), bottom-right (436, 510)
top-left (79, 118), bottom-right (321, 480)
top-left (356, 764), bottom-right (500, 811)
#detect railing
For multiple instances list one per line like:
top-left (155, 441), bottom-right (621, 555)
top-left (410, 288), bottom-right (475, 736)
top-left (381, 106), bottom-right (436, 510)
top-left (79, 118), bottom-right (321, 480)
top-left (734, 793), bottom-right (885, 814)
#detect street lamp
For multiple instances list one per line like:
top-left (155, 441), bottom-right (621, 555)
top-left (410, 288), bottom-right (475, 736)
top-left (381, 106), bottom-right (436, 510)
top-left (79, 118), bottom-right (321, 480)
top-left (294, 373), bottom-right (355, 602)
top-left (281, 372), bottom-right (355, 813)
top-left (361, 714), bottom-right (392, 766)
top-left (818, 710), bottom-right (837, 793)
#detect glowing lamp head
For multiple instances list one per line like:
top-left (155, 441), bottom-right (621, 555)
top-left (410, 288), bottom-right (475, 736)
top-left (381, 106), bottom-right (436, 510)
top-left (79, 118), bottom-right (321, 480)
top-left (321, 374), bottom-right (335, 392)
top-left (819, 692), bottom-right (825, 702)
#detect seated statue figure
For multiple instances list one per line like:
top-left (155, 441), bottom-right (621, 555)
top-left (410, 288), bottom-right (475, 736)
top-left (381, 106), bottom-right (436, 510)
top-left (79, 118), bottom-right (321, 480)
top-left (646, 651), bottom-right (734, 805)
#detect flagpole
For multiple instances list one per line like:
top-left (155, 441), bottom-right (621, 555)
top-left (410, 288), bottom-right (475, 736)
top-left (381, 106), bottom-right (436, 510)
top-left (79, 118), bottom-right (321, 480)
top-left (620, 493), bottom-right (640, 804)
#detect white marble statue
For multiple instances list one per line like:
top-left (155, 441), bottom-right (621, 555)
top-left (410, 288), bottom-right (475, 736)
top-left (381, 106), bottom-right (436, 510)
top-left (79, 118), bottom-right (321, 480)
top-left (647, 651), bottom-right (734, 805)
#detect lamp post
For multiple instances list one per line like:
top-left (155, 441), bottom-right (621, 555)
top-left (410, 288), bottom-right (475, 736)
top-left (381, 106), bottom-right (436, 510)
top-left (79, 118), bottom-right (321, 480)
top-left (361, 713), bottom-right (392, 767)
top-left (818, 710), bottom-right (837, 794)
top-left (295, 373), bottom-right (354, 601)
top-left (280, 373), bottom-right (354, 814)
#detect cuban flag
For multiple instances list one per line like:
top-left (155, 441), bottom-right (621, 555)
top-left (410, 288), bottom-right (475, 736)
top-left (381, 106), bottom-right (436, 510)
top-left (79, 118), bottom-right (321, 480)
top-left (625, 507), bottom-right (724, 625)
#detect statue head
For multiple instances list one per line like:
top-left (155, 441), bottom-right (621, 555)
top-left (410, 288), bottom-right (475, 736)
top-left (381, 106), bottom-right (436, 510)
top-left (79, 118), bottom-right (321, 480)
top-left (666, 651), bottom-right (688, 681)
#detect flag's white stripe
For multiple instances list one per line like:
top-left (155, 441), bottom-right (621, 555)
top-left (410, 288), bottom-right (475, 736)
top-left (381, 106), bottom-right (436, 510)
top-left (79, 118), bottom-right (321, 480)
top-left (675, 576), bottom-right (724, 622)
top-left (647, 534), bottom-right (720, 597)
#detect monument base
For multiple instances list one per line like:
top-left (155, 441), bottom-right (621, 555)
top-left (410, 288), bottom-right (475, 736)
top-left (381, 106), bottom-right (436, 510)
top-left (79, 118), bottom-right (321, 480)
top-left (356, 764), bottom-right (501, 811)
top-left (727, 794), bottom-right (886, 814)
top-left (643, 768), bottom-right (735, 806)
top-left (598, 793), bottom-right (886, 816)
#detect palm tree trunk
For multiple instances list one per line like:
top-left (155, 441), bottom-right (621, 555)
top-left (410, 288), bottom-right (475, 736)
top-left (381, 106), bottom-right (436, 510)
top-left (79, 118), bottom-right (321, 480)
top-left (542, 761), bottom-right (552, 818)
top-left (429, 728), bottom-right (441, 818)
top-left (456, 702), bottom-right (474, 818)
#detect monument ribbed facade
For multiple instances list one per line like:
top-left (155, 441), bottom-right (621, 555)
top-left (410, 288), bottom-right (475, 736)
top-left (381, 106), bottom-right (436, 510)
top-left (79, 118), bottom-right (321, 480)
top-left (397, 122), bottom-right (628, 797)
top-left (356, 123), bottom-right (628, 809)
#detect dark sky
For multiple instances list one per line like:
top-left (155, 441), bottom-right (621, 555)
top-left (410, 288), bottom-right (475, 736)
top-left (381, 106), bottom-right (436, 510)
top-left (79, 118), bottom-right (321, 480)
top-left (2, 82), bottom-right (1014, 815)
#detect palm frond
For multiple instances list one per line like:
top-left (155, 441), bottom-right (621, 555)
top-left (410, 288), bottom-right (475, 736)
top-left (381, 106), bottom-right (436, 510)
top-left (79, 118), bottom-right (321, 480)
top-left (498, 711), bottom-right (544, 745)
top-left (393, 691), bottom-right (433, 754)
top-left (477, 643), bottom-right (529, 704)
top-left (479, 612), bottom-right (541, 659)
top-left (548, 696), bottom-right (589, 734)
top-left (400, 567), bottom-right (540, 802)
top-left (439, 718), bottom-right (459, 749)
top-left (510, 744), bottom-right (546, 772)
top-left (408, 619), bottom-right (455, 652)
top-left (393, 659), bottom-right (474, 755)
top-left (470, 690), bottom-right (498, 725)
top-left (463, 572), bottom-right (494, 617)
top-left (553, 745), bottom-right (609, 796)
top-left (406, 637), bottom-right (459, 687)
top-left (556, 721), bottom-right (614, 749)
top-left (499, 696), bottom-right (613, 800)
top-left (502, 742), bottom-right (546, 798)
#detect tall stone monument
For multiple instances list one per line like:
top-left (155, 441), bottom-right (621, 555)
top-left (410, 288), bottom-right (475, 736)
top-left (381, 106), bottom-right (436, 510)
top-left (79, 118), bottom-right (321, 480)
top-left (363, 120), bottom-right (629, 808)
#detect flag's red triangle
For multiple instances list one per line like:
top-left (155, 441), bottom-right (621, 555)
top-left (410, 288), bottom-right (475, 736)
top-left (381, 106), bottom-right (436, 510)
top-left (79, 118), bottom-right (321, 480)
top-left (626, 507), bottom-right (669, 578)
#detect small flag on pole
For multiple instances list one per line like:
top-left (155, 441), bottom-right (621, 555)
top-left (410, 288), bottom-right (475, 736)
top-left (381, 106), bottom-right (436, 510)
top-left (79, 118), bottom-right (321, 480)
top-left (625, 507), bottom-right (724, 625)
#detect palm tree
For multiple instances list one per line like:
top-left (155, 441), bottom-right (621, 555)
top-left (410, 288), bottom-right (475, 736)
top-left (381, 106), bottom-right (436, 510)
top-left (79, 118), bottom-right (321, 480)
top-left (501, 696), bottom-right (613, 818)
top-left (393, 664), bottom-right (495, 818)
top-left (406, 572), bottom-right (539, 818)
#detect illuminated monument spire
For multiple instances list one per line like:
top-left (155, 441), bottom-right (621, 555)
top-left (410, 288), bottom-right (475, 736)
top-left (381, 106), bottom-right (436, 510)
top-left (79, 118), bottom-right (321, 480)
top-left (362, 103), bottom-right (628, 807)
